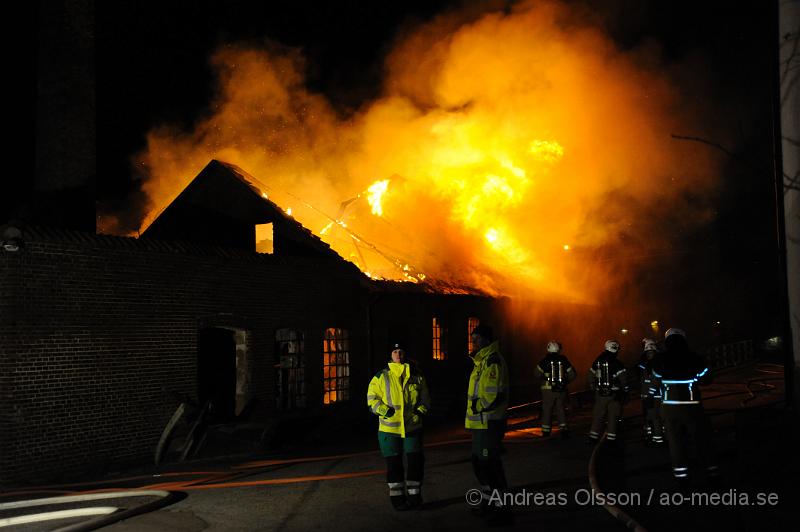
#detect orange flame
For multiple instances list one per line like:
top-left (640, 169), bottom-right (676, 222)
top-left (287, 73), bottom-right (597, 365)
top-left (124, 0), bottom-right (720, 303)
top-left (366, 180), bottom-right (390, 216)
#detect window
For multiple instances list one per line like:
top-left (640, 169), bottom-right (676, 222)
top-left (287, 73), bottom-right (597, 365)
top-left (467, 317), bottom-right (480, 353)
top-left (323, 328), bottom-right (350, 404)
top-left (275, 328), bottom-right (305, 409)
top-left (255, 223), bottom-right (273, 253)
top-left (432, 317), bottom-right (445, 361)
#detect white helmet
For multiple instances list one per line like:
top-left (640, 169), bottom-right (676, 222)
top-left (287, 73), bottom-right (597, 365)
top-left (604, 340), bottom-right (620, 353)
top-left (665, 328), bottom-right (686, 340)
top-left (642, 338), bottom-right (657, 352)
top-left (546, 341), bottom-right (561, 354)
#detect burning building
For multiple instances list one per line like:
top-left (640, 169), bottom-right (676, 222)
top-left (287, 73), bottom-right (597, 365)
top-left (0, 160), bottom-right (507, 484)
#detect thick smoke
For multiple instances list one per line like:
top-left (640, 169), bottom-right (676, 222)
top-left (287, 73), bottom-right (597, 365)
top-left (118, 0), bottom-right (722, 311)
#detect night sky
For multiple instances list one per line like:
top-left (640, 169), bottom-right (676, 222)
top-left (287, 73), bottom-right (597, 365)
top-left (22, 1), bottom-right (784, 343)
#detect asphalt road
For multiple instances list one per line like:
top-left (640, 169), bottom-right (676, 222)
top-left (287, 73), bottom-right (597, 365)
top-left (1, 363), bottom-right (797, 531)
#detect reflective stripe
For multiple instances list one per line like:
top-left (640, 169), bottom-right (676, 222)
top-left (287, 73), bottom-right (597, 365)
top-left (674, 467), bottom-right (688, 471)
top-left (367, 394), bottom-right (379, 401)
top-left (589, 431), bottom-right (599, 437)
top-left (383, 373), bottom-right (396, 408)
top-left (480, 397), bottom-right (492, 409)
top-left (484, 386), bottom-right (499, 393)
top-left (407, 488), bottom-right (420, 495)
top-left (541, 425), bottom-right (551, 430)
top-left (674, 473), bottom-right (689, 478)
top-left (606, 433), bottom-right (616, 440)
top-left (471, 374), bottom-right (481, 408)
top-left (466, 414), bottom-right (483, 421)
top-left (559, 423), bottom-right (567, 428)
top-left (379, 418), bottom-right (401, 428)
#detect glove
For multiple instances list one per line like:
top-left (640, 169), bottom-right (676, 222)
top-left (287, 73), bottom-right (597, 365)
top-left (383, 406), bottom-right (395, 418)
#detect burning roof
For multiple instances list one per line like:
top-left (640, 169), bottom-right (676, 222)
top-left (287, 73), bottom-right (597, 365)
top-left (142, 159), bottom-right (345, 260)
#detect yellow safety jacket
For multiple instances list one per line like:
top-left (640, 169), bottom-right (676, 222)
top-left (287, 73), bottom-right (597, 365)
top-left (465, 341), bottom-right (509, 429)
top-left (367, 362), bottom-right (430, 437)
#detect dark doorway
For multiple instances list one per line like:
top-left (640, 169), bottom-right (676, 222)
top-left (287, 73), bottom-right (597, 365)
top-left (198, 327), bottom-right (236, 422)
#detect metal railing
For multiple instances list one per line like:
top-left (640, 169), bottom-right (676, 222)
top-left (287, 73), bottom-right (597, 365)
top-left (704, 340), bottom-right (754, 370)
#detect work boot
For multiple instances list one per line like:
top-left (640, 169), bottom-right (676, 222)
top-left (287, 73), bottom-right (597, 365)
top-left (486, 504), bottom-right (514, 527)
top-left (407, 493), bottom-right (423, 510)
top-left (675, 476), bottom-right (692, 495)
top-left (390, 495), bottom-right (409, 511)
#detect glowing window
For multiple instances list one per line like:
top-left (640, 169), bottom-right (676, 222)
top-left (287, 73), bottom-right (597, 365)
top-left (323, 328), bottom-right (350, 405)
top-left (468, 317), bottom-right (480, 353)
top-left (255, 223), bottom-right (273, 253)
top-left (432, 317), bottom-right (445, 361)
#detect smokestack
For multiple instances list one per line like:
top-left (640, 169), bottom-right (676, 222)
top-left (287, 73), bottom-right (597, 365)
top-left (31, 0), bottom-right (96, 232)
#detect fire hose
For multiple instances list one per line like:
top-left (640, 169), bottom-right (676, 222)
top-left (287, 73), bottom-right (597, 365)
top-left (0, 490), bottom-right (183, 531)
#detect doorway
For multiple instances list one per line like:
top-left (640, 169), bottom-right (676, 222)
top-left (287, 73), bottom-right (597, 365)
top-left (198, 327), bottom-right (237, 422)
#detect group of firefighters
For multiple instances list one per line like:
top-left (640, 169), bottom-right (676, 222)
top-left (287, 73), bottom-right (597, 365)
top-left (366, 324), bottom-right (718, 524)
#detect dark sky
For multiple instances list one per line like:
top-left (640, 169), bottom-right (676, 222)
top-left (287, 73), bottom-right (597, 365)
top-left (93, 0), bottom-right (776, 204)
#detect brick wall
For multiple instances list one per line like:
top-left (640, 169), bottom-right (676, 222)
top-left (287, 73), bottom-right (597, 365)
top-left (0, 229), bottom-right (367, 484)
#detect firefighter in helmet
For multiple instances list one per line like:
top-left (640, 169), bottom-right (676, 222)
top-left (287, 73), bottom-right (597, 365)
top-left (639, 338), bottom-right (664, 445)
top-left (652, 328), bottom-right (718, 487)
top-left (587, 339), bottom-right (628, 444)
top-left (536, 341), bottom-right (576, 438)
top-left (465, 324), bottom-right (512, 525)
top-left (367, 343), bottom-right (431, 510)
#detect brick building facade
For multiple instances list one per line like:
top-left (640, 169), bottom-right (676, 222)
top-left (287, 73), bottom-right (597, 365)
top-left (0, 161), bottom-right (502, 484)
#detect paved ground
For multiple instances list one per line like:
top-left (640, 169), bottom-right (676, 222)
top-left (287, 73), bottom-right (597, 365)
top-left (1, 362), bottom-right (798, 531)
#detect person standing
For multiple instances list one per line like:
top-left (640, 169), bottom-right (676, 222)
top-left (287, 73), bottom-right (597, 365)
top-left (587, 340), bottom-right (628, 444)
top-left (536, 341), bottom-right (576, 438)
top-left (465, 324), bottom-right (512, 525)
top-left (653, 328), bottom-right (718, 488)
top-left (367, 343), bottom-right (431, 510)
top-left (638, 338), bottom-right (664, 445)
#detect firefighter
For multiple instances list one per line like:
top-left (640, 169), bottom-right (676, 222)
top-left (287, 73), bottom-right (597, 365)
top-left (587, 340), bottom-right (628, 444)
top-left (639, 338), bottom-right (664, 445)
top-left (536, 341), bottom-right (576, 438)
top-left (653, 328), bottom-right (718, 488)
top-left (466, 324), bottom-right (512, 525)
top-left (367, 343), bottom-right (431, 510)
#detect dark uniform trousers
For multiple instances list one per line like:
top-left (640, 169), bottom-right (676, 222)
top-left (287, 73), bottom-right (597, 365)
top-left (541, 389), bottom-right (568, 432)
top-left (644, 399), bottom-right (664, 442)
top-left (589, 393), bottom-right (622, 441)
top-left (660, 403), bottom-right (718, 479)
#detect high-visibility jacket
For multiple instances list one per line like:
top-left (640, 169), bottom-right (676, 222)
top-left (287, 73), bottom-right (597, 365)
top-left (367, 362), bottom-right (430, 437)
top-left (465, 341), bottom-right (509, 430)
